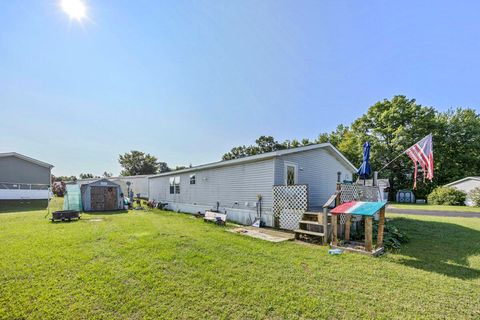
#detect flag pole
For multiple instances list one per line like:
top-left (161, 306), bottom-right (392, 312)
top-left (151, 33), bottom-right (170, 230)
top-left (378, 150), bottom-right (407, 172)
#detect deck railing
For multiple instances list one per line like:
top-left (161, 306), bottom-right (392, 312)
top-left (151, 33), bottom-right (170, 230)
top-left (0, 182), bottom-right (49, 190)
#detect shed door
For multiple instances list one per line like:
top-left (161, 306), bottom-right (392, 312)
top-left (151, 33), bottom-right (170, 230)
top-left (404, 192), bottom-right (412, 203)
top-left (91, 186), bottom-right (117, 211)
top-left (105, 187), bottom-right (117, 210)
top-left (91, 187), bottom-right (106, 211)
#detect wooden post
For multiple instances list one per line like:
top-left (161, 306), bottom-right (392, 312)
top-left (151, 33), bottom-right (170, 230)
top-left (335, 184), bottom-right (341, 206)
top-left (344, 214), bottom-right (351, 241)
top-left (365, 216), bottom-right (373, 252)
top-left (331, 214), bottom-right (338, 245)
top-left (322, 207), bottom-right (328, 245)
top-left (376, 207), bottom-right (385, 248)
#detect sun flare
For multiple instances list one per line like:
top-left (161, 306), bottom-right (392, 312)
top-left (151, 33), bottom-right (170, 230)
top-left (60, 0), bottom-right (87, 21)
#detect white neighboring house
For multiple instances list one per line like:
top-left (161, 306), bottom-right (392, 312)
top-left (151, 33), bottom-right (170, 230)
top-left (76, 174), bottom-right (151, 198)
top-left (0, 152), bottom-right (53, 200)
top-left (148, 143), bottom-right (357, 227)
top-left (445, 177), bottom-right (480, 206)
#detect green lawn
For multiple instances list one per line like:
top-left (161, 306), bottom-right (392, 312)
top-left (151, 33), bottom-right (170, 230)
top-left (0, 201), bottom-right (479, 319)
top-left (389, 203), bottom-right (480, 213)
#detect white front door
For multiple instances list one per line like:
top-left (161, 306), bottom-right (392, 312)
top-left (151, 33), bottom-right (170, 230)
top-left (284, 162), bottom-right (298, 186)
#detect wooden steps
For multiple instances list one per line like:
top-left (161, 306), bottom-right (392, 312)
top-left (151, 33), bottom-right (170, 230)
top-left (294, 211), bottom-right (330, 243)
top-left (299, 220), bottom-right (331, 226)
top-left (299, 220), bottom-right (322, 226)
top-left (293, 229), bottom-right (324, 237)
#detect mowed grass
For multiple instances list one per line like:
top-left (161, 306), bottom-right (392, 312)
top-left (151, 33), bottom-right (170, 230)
top-left (0, 201), bottom-right (479, 319)
top-left (389, 203), bottom-right (480, 213)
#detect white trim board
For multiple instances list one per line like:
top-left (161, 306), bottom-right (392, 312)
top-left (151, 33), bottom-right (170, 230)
top-left (149, 143), bottom-right (356, 179)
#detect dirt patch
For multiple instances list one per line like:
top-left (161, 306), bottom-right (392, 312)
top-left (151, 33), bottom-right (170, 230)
top-left (228, 227), bottom-right (294, 242)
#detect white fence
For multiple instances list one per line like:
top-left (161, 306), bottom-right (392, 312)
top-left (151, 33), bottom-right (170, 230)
top-left (0, 182), bottom-right (49, 200)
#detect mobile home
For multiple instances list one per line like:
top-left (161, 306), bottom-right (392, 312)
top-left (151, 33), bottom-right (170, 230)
top-left (445, 176), bottom-right (480, 206)
top-left (148, 143), bottom-right (356, 227)
top-left (0, 152), bottom-right (53, 200)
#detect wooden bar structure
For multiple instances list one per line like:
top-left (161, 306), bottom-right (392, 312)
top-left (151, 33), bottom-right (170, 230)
top-left (364, 217), bottom-right (373, 251)
top-left (331, 214), bottom-right (338, 245)
top-left (377, 207), bottom-right (385, 247)
top-left (294, 182), bottom-right (385, 250)
top-left (329, 201), bottom-right (386, 256)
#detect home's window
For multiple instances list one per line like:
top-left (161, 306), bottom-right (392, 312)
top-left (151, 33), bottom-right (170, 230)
top-left (190, 174), bottom-right (196, 185)
top-left (169, 178), bottom-right (174, 194)
top-left (169, 177), bottom-right (180, 194)
top-left (284, 163), bottom-right (297, 186)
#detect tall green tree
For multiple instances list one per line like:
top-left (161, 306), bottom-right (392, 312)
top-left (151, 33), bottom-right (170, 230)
top-left (255, 136), bottom-right (286, 153)
top-left (222, 136), bottom-right (285, 160)
top-left (53, 175), bottom-right (77, 182)
top-left (348, 96), bottom-right (438, 198)
top-left (103, 171), bottom-right (113, 178)
top-left (119, 151), bottom-right (168, 176)
top-left (433, 108), bottom-right (480, 187)
top-left (317, 96), bottom-right (480, 199)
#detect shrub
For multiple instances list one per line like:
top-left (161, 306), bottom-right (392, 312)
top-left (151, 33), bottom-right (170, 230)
top-left (427, 186), bottom-right (466, 205)
top-left (350, 220), bottom-right (409, 251)
top-left (52, 182), bottom-right (66, 197)
top-left (468, 187), bottom-right (480, 206)
top-left (373, 222), bottom-right (409, 250)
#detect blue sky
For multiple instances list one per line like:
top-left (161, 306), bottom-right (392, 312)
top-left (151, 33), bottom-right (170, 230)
top-left (1, 1), bottom-right (479, 176)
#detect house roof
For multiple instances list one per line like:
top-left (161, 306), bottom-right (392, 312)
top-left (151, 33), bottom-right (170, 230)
top-left (76, 174), bottom-right (152, 183)
top-left (149, 143), bottom-right (357, 179)
top-left (83, 178), bottom-right (121, 187)
top-left (445, 176), bottom-right (480, 187)
top-left (0, 152), bottom-right (53, 169)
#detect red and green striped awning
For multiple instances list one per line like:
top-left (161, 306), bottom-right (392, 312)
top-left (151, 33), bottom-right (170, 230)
top-left (330, 201), bottom-right (386, 216)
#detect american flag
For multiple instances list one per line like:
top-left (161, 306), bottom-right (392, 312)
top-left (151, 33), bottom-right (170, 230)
top-left (405, 134), bottom-right (434, 188)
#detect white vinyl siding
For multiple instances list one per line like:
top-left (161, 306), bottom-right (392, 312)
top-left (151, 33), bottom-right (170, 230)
top-left (274, 148), bottom-right (354, 208)
top-left (149, 159), bottom-right (275, 211)
top-left (0, 156), bottom-right (50, 185)
top-left (148, 145), bottom-right (356, 225)
top-left (447, 178), bottom-right (480, 206)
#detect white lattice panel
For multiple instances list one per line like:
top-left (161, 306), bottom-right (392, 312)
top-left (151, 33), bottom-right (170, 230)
top-left (340, 184), bottom-right (380, 204)
top-left (279, 209), bottom-right (303, 230)
top-left (339, 213), bottom-right (346, 225)
top-left (273, 185), bottom-right (308, 230)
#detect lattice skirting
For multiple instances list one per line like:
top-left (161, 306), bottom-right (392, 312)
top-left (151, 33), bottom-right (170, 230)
top-left (278, 209), bottom-right (303, 230)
